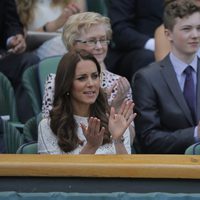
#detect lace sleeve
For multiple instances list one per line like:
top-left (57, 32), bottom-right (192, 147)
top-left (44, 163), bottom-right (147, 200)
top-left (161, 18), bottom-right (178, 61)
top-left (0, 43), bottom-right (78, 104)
top-left (42, 73), bottom-right (56, 118)
top-left (38, 118), bottom-right (63, 154)
top-left (126, 87), bottom-right (133, 100)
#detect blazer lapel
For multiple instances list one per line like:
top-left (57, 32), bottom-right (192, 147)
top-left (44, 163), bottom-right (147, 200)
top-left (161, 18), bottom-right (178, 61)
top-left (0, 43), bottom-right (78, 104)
top-left (160, 56), bottom-right (194, 125)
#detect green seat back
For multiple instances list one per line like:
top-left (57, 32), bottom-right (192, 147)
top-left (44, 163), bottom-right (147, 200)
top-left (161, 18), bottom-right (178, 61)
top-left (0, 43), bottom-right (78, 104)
top-left (22, 56), bottom-right (62, 116)
top-left (23, 113), bottom-right (42, 142)
top-left (22, 65), bottom-right (41, 115)
top-left (0, 72), bottom-right (19, 122)
top-left (185, 142), bottom-right (200, 155)
top-left (16, 142), bottom-right (38, 154)
top-left (3, 120), bottom-right (24, 153)
top-left (86, 0), bottom-right (107, 16)
top-left (37, 56), bottom-right (62, 97)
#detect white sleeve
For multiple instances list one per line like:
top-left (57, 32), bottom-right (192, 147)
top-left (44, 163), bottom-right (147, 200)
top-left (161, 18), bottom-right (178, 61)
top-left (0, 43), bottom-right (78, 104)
top-left (38, 118), bottom-right (63, 154)
top-left (144, 38), bottom-right (155, 51)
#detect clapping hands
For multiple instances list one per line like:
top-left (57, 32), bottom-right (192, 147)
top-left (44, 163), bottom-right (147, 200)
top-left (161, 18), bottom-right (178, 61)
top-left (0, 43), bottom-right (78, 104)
top-left (109, 100), bottom-right (136, 140)
top-left (81, 117), bottom-right (105, 149)
top-left (106, 77), bottom-right (131, 110)
top-left (80, 100), bottom-right (136, 153)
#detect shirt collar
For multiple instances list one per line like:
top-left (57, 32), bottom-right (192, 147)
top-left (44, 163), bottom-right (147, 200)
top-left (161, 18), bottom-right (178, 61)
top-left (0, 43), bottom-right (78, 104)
top-left (169, 52), bottom-right (198, 75)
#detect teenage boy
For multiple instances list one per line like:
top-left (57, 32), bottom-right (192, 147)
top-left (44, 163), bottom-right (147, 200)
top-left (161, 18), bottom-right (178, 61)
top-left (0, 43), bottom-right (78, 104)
top-left (132, 0), bottom-right (200, 154)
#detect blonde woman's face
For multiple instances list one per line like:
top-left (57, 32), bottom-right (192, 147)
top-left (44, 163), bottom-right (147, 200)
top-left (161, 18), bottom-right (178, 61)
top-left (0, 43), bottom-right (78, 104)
top-left (74, 24), bottom-right (108, 65)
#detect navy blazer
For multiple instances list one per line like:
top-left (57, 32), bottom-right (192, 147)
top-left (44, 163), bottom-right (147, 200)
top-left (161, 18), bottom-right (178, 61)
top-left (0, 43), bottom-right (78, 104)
top-left (132, 55), bottom-right (200, 154)
top-left (0, 0), bottom-right (23, 50)
top-left (107, 0), bottom-right (164, 50)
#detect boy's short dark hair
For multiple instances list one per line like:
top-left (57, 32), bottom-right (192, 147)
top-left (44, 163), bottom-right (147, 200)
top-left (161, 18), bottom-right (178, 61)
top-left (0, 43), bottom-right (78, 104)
top-left (164, 0), bottom-right (200, 30)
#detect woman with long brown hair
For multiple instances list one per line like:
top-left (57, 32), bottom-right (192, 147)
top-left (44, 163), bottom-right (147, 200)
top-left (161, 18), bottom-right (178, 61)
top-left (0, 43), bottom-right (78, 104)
top-left (38, 51), bottom-right (135, 154)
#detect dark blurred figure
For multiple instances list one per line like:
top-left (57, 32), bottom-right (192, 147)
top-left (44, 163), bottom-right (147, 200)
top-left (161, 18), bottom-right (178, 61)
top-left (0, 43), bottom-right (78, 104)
top-left (105, 0), bottom-right (164, 82)
top-left (0, 0), bottom-right (39, 123)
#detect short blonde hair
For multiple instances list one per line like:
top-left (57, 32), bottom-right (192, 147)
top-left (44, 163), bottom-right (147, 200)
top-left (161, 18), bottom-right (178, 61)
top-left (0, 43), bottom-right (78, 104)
top-left (62, 12), bottom-right (112, 50)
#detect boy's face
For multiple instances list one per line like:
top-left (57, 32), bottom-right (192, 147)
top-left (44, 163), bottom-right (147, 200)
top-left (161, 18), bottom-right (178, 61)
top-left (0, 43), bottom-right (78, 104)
top-left (166, 12), bottom-right (200, 59)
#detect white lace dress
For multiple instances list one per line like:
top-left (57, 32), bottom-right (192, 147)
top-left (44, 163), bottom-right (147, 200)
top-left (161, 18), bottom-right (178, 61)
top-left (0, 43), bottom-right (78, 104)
top-left (38, 115), bottom-right (131, 154)
top-left (42, 69), bottom-right (133, 118)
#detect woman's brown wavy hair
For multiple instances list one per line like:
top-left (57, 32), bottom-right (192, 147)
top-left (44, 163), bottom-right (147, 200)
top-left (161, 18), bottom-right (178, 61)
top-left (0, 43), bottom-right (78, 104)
top-left (50, 50), bottom-right (111, 153)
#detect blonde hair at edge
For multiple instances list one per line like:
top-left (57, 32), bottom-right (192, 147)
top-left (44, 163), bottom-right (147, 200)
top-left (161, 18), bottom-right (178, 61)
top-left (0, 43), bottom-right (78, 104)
top-left (62, 12), bottom-right (112, 50)
top-left (16, 0), bottom-right (70, 28)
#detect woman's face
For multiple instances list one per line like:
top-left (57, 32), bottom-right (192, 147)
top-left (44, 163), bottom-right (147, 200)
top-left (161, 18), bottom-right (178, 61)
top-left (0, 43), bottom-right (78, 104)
top-left (74, 24), bottom-right (108, 65)
top-left (71, 59), bottom-right (100, 115)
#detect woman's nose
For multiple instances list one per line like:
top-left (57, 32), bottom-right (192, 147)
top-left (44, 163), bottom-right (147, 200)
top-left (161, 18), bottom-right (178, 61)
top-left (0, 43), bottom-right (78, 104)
top-left (87, 77), bottom-right (94, 86)
top-left (94, 40), bottom-right (103, 49)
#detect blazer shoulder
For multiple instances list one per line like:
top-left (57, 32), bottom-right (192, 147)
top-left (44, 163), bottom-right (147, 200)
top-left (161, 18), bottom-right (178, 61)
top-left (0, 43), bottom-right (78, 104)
top-left (135, 61), bottom-right (161, 77)
top-left (135, 53), bottom-right (171, 76)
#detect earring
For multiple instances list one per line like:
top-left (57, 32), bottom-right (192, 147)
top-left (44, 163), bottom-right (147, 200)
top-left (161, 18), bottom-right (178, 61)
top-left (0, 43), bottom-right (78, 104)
top-left (66, 92), bottom-right (70, 96)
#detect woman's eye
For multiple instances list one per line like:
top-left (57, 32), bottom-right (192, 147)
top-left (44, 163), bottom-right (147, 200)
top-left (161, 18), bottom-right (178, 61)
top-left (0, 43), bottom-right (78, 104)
top-left (77, 76), bottom-right (86, 81)
top-left (92, 73), bottom-right (99, 79)
top-left (87, 40), bottom-right (96, 45)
